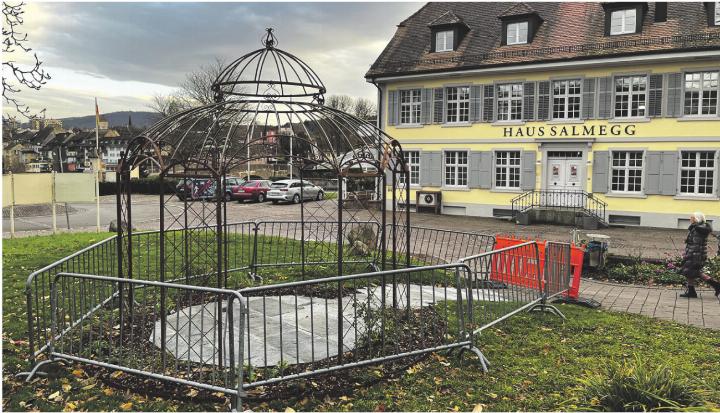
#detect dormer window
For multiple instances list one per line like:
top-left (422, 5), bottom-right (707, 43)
top-left (603, 3), bottom-right (646, 36)
top-left (506, 21), bottom-right (529, 45)
top-left (435, 30), bottom-right (454, 52)
top-left (610, 8), bottom-right (637, 35)
top-left (428, 11), bottom-right (469, 53)
top-left (498, 4), bottom-right (543, 46)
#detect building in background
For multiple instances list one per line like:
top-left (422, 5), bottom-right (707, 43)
top-left (367, 2), bottom-right (720, 229)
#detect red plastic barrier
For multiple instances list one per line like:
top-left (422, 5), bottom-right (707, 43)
top-left (491, 236), bottom-right (584, 299)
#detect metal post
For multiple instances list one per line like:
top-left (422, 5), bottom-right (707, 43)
top-left (159, 174), bottom-right (167, 368)
top-left (391, 169), bottom-right (397, 308)
top-left (51, 172), bottom-right (57, 234)
top-left (95, 168), bottom-right (101, 233)
top-left (337, 172), bottom-right (343, 364)
top-left (9, 173), bottom-right (15, 238)
top-left (216, 173), bottom-right (224, 368)
top-left (300, 167), bottom-right (305, 280)
top-left (114, 167), bottom-right (125, 345)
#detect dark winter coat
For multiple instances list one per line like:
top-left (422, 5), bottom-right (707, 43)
top-left (680, 222), bottom-right (713, 279)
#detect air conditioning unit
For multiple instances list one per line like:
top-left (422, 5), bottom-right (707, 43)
top-left (416, 190), bottom-right (442, 214)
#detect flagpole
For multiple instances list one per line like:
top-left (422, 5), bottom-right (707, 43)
top-left (95, 98), bottom-right (101, 233)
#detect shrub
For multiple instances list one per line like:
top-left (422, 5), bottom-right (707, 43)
top-left (568, 357), bottom-right (710, 412)
top-left (604, 260), bottom-right (685, 286)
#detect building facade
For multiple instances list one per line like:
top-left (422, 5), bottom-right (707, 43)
top-left (367, 2), bottom-right (720, 229)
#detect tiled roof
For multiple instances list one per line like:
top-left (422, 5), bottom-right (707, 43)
top-left (498, 2), bottom-right (536, 18)
top-left (366, 2), bottom-right (720, 78)
top-left (428, 10), bottom-right (464, 26)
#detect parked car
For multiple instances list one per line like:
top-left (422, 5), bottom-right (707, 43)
top-left (231, 180), bottom-right (271, 203)
top-left (266, 179), bottom-right (324, 204)
top-left (221, 177), bottom-right (247, 201)
top-left (175, 178), bottom-right (216, 201)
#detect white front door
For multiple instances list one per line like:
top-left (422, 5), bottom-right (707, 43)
top-left (547, 158), bottom-right (583, 191)
top-left (545, 151), bottom-right (584, 206)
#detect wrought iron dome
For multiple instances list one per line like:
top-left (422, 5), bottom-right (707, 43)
top-left (212, 28), bottom-right (327, 104)
top-left (122, 28), bottom-right (405, 179)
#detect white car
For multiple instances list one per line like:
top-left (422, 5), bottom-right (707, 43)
top-left (267, 179), bottom-right (324, 204)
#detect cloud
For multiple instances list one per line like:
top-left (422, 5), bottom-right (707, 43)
top-left (4, 2), bottom-right (420, 118)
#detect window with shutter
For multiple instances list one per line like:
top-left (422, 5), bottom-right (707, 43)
top-left (597, 77), bottom-right (613, 119)
top-left (665, 73), bottom-right (683, 117)
top-left (497, 83), bottom-right (523, 121)
top-left (552, 79), bottom-right (581, 119)
top-left (494, 151), bottom-right (521, 189)
top-left (683, 71), bottom-right (719, 116)
top-left (610, 151), bottom-right (644, 193)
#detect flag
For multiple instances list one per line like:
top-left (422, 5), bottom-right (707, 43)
top-left (95, 98), bottom-right (100, 129)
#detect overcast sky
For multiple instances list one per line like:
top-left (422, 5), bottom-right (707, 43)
top-left (4, 2), bottom-right (421, 119)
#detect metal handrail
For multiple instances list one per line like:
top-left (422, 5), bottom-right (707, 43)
top-left (511, 190), bottom-right (607, 224)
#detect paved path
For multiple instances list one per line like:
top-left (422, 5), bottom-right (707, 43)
top-left (6, 195), bottom-right (718, 261)
top-left (579, 279), bottom-right (720, 330)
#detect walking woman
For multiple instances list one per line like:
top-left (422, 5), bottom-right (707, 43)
top-left (679, 212), bottom-right (720, 301)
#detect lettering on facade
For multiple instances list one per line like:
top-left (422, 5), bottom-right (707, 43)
top-left (502, 124), bottom-right (637, 138)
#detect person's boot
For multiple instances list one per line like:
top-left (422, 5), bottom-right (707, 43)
top-left (705, 278), bottom-right (720, 302)
top-left (680, 285), bottom-right (698, 298)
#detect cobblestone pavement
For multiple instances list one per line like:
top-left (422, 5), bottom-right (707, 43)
top-left (579, 279), bottom-right (720, 330)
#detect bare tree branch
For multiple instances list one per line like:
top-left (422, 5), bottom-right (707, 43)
top-left (2, 2), bottom-right (51, 121)
top-left (353, 97), bottom-right (377, 121)
top-left (179, 57), bottom-right (226, 106)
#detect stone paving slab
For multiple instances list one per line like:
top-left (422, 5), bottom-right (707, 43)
top-left (579, 279), bottom-right (720, 330)
top-left (151, 284), bottom-right (506, 367)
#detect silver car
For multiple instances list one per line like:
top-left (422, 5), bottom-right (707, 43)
top-left (267, 179), bottom-right (324, 204)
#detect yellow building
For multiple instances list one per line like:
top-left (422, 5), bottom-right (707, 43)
top-left (367, 2), bottom-right (720, 229)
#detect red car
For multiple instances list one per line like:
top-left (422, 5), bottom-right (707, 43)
top-left (231, 180), bottom-right (271, 203)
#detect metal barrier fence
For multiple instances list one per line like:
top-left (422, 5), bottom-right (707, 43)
top-left (23, 223), bottom-right (572, 410)
top-left (47, 273), bottom-right (245, 407)
top-left (27, 221), bottom-right (496, 361)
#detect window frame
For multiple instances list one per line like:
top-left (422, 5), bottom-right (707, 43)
top-left (399, 89), bottom-right (422, 125)
top-left (716, 2), bottom-right (720, 26)
top-left (435, 30), bottom-right (454, 52)
top-left (506, 21), bottom-right (529, 45)
top-left (609, 8), bottom-right (637, 35)
top-left (445, 86), bottom-right (470, 124)
top-left (551, 79), bottom-right (583, 120)
top-left (613, 74), bottom-right (648, 119)
top-left (610, 150), bottom-right (645, 194)
top-left (678, 150), bottom-right (718, 197)
top-left (493, 150), bottom-right (522, 190)
top-left (496, 83), bottom-right (524, 121)
top-left (682, 71), bottom-right (719, 117)
top-left (443, 150), bottom-right (469, 188)
top-left (399, 150), bottom-right (421, 187)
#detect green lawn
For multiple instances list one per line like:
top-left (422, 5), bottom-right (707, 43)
top-left (3, 232), bottom-right (720, 412)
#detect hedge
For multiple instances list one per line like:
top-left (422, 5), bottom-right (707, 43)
top-left (99, 178), bottom-right (178, 196)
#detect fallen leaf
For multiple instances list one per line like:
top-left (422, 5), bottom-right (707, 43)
top-left (81, 383), bottom-right (96, 391)
top-left (339, 395), bottom-right (350, 401)
top-left (110, 371), bottom-right (123, 379)
top-left (472, 403), bottom-right (485, 412)
top-left (187, 388), bottom-right (199, 398)
top-left (49, 390), bottom-right (61, 400)
top-left (103, 387), bottom-right (114, 396)
top-left (284, 408), bottom-right (295, 413)
top-left (62, 384), bottom-right (72, 393)
top-left (120, 401), bottom-right (133, 410)
top-left (71, 369), bottom-right (84, 378)
top-left (488, 393), bottom-right (498, 399)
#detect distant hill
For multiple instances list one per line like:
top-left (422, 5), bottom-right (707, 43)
top-left (60, 111), bottom-right (161, 129)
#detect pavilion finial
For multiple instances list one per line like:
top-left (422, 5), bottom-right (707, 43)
top-left (262, 28), bottom-right (277, 49)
